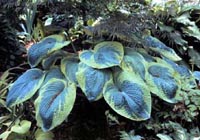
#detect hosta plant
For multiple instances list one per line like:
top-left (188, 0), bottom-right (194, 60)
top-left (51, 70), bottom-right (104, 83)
top-left (6, 32), bottom-right (198, 131)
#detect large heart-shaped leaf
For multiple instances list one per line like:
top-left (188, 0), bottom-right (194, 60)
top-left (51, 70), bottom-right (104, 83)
top-left (103, 68), bottom-right (151, 121)
top-left (35, 79), bottom-right (76, 131)
top-left (76, 63), bottom-right (112, 101)
top-left (6, 68), bottom-right (45, 107)
top-left (143, 36), bottom-right (181, 61)
top-left (156, 57), bottom-right (196, 89)
top-left (42, 67), bottom-right (65, 86)
top-left (61, 54), bottom-right (79, 84)
top-left (146, 63), bottom-right (180, 103)
top-left (28, 34), bottom-right (70, 67)
top-left (42, 50), bottom-right (67, 70)
top-left (79, 41), bottom-right (124, 69)
top-left (121, 47), bottom-right (147, 80)
top-left (159, 58), bottom-right (189, 77)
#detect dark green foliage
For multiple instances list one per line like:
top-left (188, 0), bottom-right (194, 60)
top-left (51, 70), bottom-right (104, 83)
top-left (156, 121), bottom-right (200, 140)
top-left (0, 10), bottom-right (25, 72)
top-left (120, 130), bottom-right (143, 140)
top-left (84, 4), bottom-right (155, 45)
top-left (150, 1), bottom-right (200, 69)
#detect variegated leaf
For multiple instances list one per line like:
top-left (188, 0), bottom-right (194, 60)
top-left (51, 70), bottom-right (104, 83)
top-left (79, 41), bottom-right (124, 69)
top-left (137, 48), bottom-right (156, 62)
top-left (42, 50), bottom-right (67, 70)
top-left (42, 67), bottom-right (65, 86)
top-left (121, 47), bottom-right (147, 80)
top-left (76, 63), bottom-right (112, 101)
top-left (103, 68), bottom-right (151, 121)
top-left (146, 63), bottom-right (180, 103)
top-left (35, 79), bottom-right (76, 131)
top-left (6, 69), bottom-right (45, 107)
top-left (28, 34), bottom-right (70, 67)
top-left (158, 57), bottom-right (196, 89)
top-left (61, 54), bottom-right (79, 84)
top-left (143, 36), bottom-right (181, 61)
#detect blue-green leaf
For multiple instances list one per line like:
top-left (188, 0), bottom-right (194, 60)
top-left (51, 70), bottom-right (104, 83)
top-left (103, 68), bottom-right (151, 121)
top-left (144, 36), bottom-right (181, 61)
top-left (137, 48), bottom-right (156, 62)
top-left (61, 54), bottom-right (79, 84)
top-left (161, 58), bottom-right (190, 77)
top-left (42, 50), bottom-right (67, 70)
top-left (146, 63), bottom-right (180, 103)
top-left (121, 47), bottom-right (147, 80)
top-left (42, 67), bottom-right (65, 86)
top-left (156, 57), bottom-right (196, 89)
top-left (35, 79), bottom-right (76, 131)
top-left (79, 41), bottom-right (124, 69)
top-left (28, 34), bottom-right (70, 67)
top-left (76, 63), bottom-right (112, 101)
top-left (6, 69), bottom-right (45, 107)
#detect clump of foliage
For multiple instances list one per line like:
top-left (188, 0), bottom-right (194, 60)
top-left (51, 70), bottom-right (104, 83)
top-left (149, 0), bottom-right (200, 69)
top-left (156, 121), bottom-right (200, 140)
top-left (2, 0), bottom-right (200, 139)
top-left (83, 1), bottom-right (155, 46)
top-left (5, 26), bottom-right (199, 132)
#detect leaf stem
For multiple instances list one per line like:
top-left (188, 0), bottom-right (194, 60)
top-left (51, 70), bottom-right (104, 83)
top-left (65, 31), bottom-right (77, 53)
